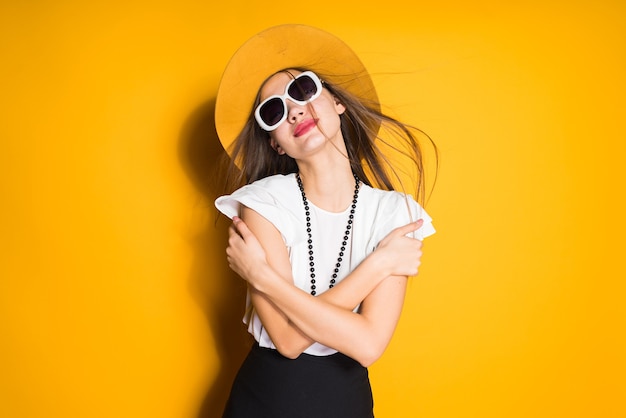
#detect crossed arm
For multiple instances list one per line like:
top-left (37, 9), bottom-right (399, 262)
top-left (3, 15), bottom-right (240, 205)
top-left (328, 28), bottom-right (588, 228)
top-left (226, 206), bottom-right (424, 367)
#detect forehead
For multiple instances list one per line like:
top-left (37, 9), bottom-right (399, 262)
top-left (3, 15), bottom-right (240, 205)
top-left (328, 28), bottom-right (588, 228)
top-left (258, 70), bottom-right (303, 99)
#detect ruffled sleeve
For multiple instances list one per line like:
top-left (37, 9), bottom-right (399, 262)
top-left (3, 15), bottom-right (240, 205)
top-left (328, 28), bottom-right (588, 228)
top-left (366, 189), bottom-right (436, 251)
top-left (214, 174), bottom-right (307, 246)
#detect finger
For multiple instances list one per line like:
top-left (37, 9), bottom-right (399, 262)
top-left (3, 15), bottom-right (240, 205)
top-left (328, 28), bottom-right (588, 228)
top-left (390, 220), bottom-right (422, 237)
top-left (228, 223), bottom-right (242, 239)
top-left (232, 216), bottom-right (254, 240)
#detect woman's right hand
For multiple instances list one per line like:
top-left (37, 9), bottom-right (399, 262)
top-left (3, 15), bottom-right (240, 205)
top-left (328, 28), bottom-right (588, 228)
top-left (226, 216), bottom-right (269, 285)
top-left (374, 220), bottom-right (424, 278)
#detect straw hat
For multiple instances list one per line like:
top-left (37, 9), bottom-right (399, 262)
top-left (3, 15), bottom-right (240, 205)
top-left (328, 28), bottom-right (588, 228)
top-left (214, 24), bottom-right (379, 154)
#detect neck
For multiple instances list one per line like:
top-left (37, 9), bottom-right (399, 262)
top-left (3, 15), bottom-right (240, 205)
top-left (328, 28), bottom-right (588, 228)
top-left (296, 161), bottom-right (357, 213)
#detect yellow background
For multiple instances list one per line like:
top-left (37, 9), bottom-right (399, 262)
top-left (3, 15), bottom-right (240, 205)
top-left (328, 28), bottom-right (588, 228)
top-left (1, 1), bottom-right (624, 417)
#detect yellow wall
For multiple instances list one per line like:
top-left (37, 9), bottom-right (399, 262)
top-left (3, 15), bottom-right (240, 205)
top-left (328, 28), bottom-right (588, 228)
top-left (1, 1), bottom-right (624, 417)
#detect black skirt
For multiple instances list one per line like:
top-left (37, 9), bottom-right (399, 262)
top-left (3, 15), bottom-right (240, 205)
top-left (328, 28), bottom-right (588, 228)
top-left (222, 343), bottom-right (374, 418)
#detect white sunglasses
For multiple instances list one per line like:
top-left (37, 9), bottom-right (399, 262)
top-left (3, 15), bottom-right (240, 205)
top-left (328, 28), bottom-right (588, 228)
top-left (254, 71), bottom-right (323, 131)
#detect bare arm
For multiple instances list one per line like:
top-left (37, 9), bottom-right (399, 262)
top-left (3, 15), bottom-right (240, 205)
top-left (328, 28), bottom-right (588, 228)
top-left (227, 206), bottom-right (423, 363)
top-left (250, 260), bottom-right (408, 367)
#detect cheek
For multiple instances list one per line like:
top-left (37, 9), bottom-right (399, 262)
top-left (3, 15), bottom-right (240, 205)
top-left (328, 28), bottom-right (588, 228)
top-left (313, 101), bottom-right (342, 127)
top-left (268, 125), bottom-right (292, 148)
top-left (271, 123), bottom-right (291, 139)
top-left (316, 94), bottom-right (344, 118)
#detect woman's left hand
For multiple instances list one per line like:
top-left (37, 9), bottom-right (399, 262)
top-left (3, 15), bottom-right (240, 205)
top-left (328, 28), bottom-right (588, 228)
top-left (226, 216), bottom-right (268, 283)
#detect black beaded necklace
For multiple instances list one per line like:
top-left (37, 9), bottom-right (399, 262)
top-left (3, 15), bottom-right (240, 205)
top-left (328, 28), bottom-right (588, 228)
top-left (295, 172), bottom-right (360, 296)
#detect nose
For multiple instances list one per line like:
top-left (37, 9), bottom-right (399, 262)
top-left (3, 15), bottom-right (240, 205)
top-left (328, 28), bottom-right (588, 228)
top-left (286, 100), bottom-right (306, 123)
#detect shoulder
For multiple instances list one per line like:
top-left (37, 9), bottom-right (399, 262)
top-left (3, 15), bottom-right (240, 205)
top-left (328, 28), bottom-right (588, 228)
top-left (215, 173), bottom-right (306, 245)
top-left (362, 185), bottom-right (408, 205)
top-left (244, 173), bottom-right (300, 207)
top-left (219, 173), bottom-right (298, 206)
top-left (359, 185), bottom-right (435, 241)
top-left (360, 185), bottom-right (413, 217)
top-left (249, 173), bottom-right (297, 191)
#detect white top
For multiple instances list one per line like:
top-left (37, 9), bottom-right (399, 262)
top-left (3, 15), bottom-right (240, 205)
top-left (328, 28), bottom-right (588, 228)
top-left (215, 173), bottom-right (435, 356)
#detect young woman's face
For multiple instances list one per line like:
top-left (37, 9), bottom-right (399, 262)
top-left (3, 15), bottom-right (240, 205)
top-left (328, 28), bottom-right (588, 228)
top-left (258, 70), bottom-right (346, 159)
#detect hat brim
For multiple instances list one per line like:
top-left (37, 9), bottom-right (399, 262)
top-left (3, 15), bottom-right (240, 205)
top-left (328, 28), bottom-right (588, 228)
top-left (214, 24), bottom-right (378, 155)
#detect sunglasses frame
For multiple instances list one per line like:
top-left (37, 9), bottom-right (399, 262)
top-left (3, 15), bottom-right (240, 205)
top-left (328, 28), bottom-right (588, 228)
top-left (254, 71), bottom-right (323, 131)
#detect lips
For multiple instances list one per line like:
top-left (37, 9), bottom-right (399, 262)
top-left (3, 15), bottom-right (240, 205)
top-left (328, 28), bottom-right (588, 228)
top-left (294, 119), bottom-right (318, 137)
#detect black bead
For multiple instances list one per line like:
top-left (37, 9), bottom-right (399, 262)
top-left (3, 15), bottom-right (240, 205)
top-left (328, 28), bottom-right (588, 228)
top-left (297, 172), bottom-right (360, 297)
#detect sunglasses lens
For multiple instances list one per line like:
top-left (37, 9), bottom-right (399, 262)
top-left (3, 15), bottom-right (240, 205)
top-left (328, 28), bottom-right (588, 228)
top-left (288, 75), bottom-right (318, 101)
top-left (259, 98), bottom-right (285, 127)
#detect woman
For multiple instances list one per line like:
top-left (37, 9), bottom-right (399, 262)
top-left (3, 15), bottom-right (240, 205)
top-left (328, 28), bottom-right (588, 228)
top-left (214, 25), bottom-right (436, 418)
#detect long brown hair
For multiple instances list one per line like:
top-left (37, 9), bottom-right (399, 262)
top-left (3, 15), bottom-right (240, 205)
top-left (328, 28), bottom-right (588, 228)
top-left (221, 68), bottom-right (438, 205)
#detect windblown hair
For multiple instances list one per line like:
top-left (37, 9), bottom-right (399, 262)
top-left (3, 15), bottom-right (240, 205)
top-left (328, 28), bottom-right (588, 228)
top-left (222, 68), bottom-right (437, 205)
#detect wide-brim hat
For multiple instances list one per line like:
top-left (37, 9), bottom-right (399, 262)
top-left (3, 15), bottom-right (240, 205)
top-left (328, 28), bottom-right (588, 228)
top-left (214, 24), bottom-right (379, 155)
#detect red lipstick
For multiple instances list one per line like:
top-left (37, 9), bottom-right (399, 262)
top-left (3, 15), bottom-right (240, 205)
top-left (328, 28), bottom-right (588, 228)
top-left (294, 119), bottom-right (318, 137)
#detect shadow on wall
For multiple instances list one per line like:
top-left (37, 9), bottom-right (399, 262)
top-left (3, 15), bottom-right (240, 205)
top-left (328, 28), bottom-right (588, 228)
top-left (178, 98), bottom-right (253, 418)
